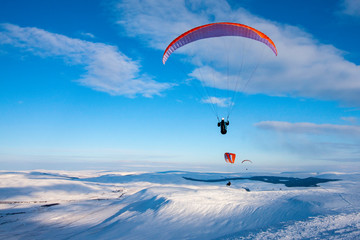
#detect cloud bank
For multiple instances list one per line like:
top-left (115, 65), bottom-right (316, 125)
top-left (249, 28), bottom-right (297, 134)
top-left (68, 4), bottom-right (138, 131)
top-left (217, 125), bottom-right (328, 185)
top-left (255, 121), bottom-right (360, 136)
top-left (0, 23), bottom-right (172, 97)
top-left (254, 121), bottom-right (360, 161)
top-left (113, 0), bottom-right (360, 106)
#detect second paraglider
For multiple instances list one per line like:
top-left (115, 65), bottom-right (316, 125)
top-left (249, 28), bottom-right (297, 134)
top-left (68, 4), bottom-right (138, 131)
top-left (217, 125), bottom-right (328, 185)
top-left (242, 159), bottom-right (252, 170)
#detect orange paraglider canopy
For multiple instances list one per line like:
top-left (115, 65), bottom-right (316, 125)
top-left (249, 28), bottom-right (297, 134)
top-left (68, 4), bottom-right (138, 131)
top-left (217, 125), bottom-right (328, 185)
top-left (224, 152), bottom-right (236, 164)
top-left (163, 22), bottom-right (277, 64)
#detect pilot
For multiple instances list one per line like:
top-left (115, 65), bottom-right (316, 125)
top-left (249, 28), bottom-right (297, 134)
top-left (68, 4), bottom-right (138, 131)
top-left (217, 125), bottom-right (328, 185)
top-left (217, 117), bottom-right (229, 135)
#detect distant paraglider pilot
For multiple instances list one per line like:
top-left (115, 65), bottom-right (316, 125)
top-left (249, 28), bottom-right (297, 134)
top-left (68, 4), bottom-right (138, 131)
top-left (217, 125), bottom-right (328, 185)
top-left (218, 118), bottom-right (229, 135)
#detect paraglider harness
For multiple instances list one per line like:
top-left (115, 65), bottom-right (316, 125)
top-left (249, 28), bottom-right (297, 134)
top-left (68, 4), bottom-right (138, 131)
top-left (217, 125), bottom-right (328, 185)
top-left (218, 118), bottom-right (229, 135)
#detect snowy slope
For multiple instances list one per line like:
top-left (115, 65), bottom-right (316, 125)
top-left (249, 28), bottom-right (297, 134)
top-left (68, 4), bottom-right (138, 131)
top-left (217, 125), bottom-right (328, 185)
top-left (0, 170), bottom-right (359, 239)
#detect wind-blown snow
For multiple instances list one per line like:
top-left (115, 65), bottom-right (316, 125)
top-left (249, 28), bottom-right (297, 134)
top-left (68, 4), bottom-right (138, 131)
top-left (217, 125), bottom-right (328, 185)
top-left (0, 170), bottom-right (359, 239)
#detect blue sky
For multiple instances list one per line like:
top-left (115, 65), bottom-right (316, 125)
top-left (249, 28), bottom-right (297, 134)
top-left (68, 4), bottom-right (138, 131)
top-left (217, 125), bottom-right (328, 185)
top-left (1, 0), bottom-right (360, 171)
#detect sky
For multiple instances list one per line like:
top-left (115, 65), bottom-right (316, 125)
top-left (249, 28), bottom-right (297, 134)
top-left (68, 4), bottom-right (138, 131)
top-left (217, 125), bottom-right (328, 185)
top-left (1, 0), bottom-right (360, 171)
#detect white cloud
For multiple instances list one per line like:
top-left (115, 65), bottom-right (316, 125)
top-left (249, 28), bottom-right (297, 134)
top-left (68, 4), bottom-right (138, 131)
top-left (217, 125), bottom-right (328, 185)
top-left (0, 23), bottom-right (172, 97)
top-left (255, 121), bottom-right (360, 136)
top-left (341, 116), bottom-right (358, 123)
top-left (189, 66), bottom-right (248, 92)
top-left (112, 0), bottom-right (360, 106)
top-left (114, 0), bottom-right (210, 50)
top-left (340, 0), bottom-right (360, 17)
top-left (80, 32), bottom-right (95, 39)
top-left (202, 96), bottom-right (233, 108)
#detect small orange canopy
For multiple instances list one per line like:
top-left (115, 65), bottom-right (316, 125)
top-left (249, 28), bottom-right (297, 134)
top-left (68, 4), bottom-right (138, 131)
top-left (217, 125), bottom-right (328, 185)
top-left (224, 152), bottom-right (236, 164)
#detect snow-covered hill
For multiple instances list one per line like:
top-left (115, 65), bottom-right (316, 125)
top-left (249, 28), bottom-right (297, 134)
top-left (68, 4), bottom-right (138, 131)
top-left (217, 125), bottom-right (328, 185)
top-left (0, 170), bottom-right (359, 239)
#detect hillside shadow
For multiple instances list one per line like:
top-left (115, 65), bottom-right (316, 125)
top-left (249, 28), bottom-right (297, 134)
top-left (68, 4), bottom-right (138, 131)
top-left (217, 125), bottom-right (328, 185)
top-left (183, 176), bottom-right (340, 187)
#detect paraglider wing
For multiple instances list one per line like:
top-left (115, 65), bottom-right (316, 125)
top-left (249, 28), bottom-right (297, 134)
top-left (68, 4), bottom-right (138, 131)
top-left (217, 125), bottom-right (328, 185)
top-left (163, 22), bottom-right (277, 64)
top-left (241, 159), bottom-right (252, 164)
top-left (224, 152), bottom-right (236, 164)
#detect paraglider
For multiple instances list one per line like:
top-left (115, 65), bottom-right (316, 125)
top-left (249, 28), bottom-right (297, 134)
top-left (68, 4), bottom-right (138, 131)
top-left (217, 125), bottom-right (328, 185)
top-left (163, 22), bottom-right (277, 134)
top-left (218, 117), bottom-right (229, 135)
top-left (241, 160), bottom-right (252, 164)
top-left (224, 152), bottom-right (236, 164)
top-left (224, 152), bottom-right (236, 186)
top-left (242, 159), bottom-right (252, 170)
top-left (163, 22), bottom-right (277, 65)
